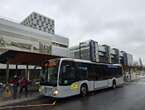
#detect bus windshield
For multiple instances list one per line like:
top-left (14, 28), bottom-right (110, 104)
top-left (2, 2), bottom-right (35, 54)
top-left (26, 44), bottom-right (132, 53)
top-left (40, 59), bottom-right (60, 86)
top-left (59, 60), bottom-right (77, 85)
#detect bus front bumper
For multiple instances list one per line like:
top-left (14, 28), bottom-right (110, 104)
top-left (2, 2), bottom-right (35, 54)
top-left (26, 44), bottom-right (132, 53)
top-left (39, 86), bottom-right (59, 97)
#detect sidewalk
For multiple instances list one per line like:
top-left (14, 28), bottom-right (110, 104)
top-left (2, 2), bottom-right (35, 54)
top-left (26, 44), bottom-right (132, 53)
top-left (0, 89), bottom-right (40, 107)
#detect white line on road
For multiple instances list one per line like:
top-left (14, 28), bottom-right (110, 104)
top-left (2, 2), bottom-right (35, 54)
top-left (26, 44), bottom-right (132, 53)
top-left (131, 82), bottom-right (145, 85)
top-left (0, 101), bottom-right (56, 110)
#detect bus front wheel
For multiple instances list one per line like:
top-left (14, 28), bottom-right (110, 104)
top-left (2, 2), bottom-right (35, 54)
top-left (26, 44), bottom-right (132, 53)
top-left (80, 84), bottom-right (88, 96)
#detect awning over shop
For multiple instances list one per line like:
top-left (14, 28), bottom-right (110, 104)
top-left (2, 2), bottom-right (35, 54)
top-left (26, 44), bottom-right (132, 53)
top-left (0, 50), bottom-right (60, 66)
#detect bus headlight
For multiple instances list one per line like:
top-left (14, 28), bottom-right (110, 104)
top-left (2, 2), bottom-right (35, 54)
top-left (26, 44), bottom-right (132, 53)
top-left (39, 86), bottom-right (44, 92)
top-left (53, 89), bottom-right (59, 96)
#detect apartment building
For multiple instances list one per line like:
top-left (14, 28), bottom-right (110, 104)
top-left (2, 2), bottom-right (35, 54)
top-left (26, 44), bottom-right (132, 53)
top-left (70, 40), bottom-right (133, 66)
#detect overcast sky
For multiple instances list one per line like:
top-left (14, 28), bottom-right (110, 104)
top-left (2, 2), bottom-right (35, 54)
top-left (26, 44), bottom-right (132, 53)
top-left (0, 0), bottom-right (145, 64)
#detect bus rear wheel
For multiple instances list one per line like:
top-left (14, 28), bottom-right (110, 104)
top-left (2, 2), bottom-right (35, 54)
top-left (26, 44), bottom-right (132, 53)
top-left (112, 80), bottom-right (116, 89)
top-left (80, 84), bottom-right (88, 96)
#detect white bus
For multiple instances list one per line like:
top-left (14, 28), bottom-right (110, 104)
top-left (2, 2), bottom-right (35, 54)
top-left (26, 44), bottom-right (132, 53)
top-left (39, 58), bottom-right (124, 98)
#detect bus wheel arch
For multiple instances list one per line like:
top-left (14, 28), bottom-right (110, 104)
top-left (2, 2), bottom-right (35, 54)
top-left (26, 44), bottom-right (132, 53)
top-left (112, 79), bottom-right (117, 89)
top-left (80, 83), bottom-right (88, 96)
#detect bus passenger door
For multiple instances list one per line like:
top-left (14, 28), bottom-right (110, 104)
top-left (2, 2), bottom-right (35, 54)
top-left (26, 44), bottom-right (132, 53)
top-left (94, 65), bottom-right (108, 89)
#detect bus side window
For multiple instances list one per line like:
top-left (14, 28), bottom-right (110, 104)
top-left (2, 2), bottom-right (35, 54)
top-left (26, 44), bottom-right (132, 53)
top-left (96, 65), bottom-right (103, 80)
top-left (88, 64), bottom-right (97, 81)
top-left (76, 63), bottom-right (88, 80)
top-left (103, 65), bottom-right (110, 79)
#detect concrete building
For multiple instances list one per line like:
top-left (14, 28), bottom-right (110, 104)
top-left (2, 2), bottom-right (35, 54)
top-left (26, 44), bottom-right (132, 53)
top-left (119, 51), bottom-right (133, 66)
top-left (99, 45), bottom-right (111, 63)
top-left (70, 40), bottom-right (133, 65)
top-left (21, 12), bottom-right (55, 34)
top-left (0, 12), bottom-right (69, 82)
top-left (0, 17), bottom-right (69, 57)
top-left (70, 40), bottom-right (111, 63)
top-left (70, 40), bottom-right (99, 62)
top-left (110, 48), bottom-right (120, 64)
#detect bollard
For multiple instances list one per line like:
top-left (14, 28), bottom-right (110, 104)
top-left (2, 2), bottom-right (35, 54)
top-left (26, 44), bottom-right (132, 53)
top-left (3, 85), bottom-right (12, 97)
top-left (0, 87), bottom-right (3, 97)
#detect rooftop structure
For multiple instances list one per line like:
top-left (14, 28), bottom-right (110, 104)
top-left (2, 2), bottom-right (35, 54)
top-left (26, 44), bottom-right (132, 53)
top-left (21, 12), bottom-right (55, 34)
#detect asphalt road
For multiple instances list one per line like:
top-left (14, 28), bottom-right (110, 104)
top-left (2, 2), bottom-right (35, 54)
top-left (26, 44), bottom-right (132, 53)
top-left (1, 78), bottom-right (145, 110)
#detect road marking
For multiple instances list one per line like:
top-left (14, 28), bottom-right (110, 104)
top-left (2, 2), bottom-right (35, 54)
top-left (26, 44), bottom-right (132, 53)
top-left (131, 82), bottom-right (145, 85)
top-left (0, 101), bottom-right (56, 110)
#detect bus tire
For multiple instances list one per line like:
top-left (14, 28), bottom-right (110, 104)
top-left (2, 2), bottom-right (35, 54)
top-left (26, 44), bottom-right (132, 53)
top-left (112, 80), bottom-right (116, 89)
top-left (80, 84), bottom-right (88, 96)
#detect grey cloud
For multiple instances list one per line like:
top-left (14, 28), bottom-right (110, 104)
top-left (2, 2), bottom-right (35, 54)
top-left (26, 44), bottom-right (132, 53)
top-left (0, 0), bottom-right (145, 63)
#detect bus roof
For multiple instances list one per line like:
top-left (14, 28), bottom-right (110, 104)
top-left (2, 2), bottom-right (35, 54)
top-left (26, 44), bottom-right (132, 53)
top-left (61, 58), bottom-right (94, 63)
top-left (60, 58), bottom-right (122, 66)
